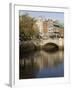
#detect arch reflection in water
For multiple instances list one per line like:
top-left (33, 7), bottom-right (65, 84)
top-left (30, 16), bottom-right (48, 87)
top-left (19, 50), bottom-right (64, 79)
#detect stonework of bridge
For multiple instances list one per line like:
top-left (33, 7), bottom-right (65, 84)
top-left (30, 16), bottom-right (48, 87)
top-left (32, 38), bottom-right (64, 48)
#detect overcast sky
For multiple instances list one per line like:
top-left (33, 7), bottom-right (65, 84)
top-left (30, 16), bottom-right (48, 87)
top-left (19, 10), bottom-right (64, 22)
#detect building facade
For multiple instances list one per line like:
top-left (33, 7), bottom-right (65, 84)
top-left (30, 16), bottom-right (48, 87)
top-left (35, 17), bottom-right (64, 38)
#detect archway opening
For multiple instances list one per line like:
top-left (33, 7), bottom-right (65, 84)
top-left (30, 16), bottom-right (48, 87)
top-left (43, 42), bottom-right (59, 52)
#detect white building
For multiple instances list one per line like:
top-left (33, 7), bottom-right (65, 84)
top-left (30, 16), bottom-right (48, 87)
top-left (35, 17), bottom-right (43, 33)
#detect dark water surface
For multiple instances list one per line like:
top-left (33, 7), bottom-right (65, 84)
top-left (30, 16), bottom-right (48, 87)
top-left (19, 50), bottom-right (64, 79)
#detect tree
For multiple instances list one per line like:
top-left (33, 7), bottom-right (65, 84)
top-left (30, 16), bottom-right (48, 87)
top-left (19, 14), bottom-right (39, 40)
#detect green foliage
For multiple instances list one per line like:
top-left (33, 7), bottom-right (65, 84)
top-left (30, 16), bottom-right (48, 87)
top-left (19, 14), bottom-right (39, 40)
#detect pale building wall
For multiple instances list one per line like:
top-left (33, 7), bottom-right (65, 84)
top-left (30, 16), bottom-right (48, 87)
top-left (36, 18), bottom-right (43, 33)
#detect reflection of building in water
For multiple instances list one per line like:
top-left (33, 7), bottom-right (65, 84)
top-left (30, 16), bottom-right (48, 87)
top-left (34, 51), bottom-right (64, 70)
top-left (20, 51), bottom-right (64, 70)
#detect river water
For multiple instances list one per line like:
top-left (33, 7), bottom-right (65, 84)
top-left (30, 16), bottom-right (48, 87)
top-left (19, 50), bottom-right (64, 79)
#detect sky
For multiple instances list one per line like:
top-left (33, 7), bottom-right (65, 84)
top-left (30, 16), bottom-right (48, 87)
top-left (19, 10), bottom-right (64, 22)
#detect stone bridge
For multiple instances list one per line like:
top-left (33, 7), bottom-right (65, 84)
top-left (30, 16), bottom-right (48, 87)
top-left (32, 38), bottom-right (64, 48)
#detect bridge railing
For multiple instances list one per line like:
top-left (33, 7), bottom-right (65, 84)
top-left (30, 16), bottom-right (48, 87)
top-left (32, 38), bottom-right (64, 46)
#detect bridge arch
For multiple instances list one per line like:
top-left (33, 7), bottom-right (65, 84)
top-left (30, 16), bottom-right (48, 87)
top-left (44, 42), bottom-right (59, 47)
top-left (43, 42), bottom-right (59, 52)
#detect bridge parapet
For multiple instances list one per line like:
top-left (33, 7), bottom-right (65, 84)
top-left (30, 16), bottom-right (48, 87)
top-left (32, 38), bottom-right (64, 48)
